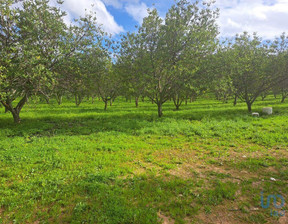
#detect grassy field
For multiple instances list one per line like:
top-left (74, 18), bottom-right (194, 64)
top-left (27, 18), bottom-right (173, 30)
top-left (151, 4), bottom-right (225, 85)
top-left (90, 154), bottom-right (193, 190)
top-left (0, 96), bottom-right (287, 224)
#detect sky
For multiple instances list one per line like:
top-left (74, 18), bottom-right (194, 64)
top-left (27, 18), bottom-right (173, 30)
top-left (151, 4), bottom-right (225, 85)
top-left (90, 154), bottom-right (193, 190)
top-left (51, 0), bottom-right (288, 39)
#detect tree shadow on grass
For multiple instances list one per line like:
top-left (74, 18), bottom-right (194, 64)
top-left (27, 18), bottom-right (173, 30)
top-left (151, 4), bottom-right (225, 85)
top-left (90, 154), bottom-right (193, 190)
top-left (1, 97), bottom-right (287, 139)
top-left (0, 107), bottom-right (253, 137)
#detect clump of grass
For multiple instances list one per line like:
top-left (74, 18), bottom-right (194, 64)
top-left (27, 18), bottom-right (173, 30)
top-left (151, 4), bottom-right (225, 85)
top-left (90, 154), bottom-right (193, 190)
top-left (199, 181), bottom-right (238, 206)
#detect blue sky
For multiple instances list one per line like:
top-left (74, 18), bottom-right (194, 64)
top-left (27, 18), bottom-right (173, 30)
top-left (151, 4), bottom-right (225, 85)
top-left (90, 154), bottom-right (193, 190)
top-left (52, 0), bottom-right (288, 39)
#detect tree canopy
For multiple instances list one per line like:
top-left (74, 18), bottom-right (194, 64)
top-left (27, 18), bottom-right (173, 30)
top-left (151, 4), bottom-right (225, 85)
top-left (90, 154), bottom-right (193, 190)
top-left (1, 0), bottom-right (288, 123)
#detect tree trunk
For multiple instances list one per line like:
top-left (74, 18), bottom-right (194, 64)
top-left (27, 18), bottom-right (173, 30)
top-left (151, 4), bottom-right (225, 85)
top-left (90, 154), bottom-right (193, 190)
top-left (75, 94), bottom-right (82, 106)
top-left (5, 107), bottom-right (8, 113)
top-left (135, 97), bottom-right (139, 108)
top-left (45, 97), bottom-right (50, 104)
top-left (233, 95), bottom-right (237, 106)
top-left (247, 102), bottom-right (252, 112)
top-left (173, 95), bottom-right (182, 110)
top-left (56, 94), bottom-right (63, 105)
top-left (190, 94), bottom-right (197, 103)
top-left (12, 110), bottom-right (21, 123)
top-left (58, 96), bottom-right (62, 105)
top-left (110, 98), bottom-right (113, 106)
top-left (75, 95), bottom-right (78, 106)
top-left (223, 93), bottom-right (228, 104)
top-left (157, 103), bottom-right (163, 117)
top-left (281, 95), bottom-right (286, 103)
top-left (1, 95), bottom-right (28, 123)
top-left (104, 100), bottom-right (108, 110)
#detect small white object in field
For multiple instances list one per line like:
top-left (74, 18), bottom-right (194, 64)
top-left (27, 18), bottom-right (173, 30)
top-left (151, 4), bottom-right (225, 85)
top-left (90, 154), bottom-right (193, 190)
top-left (262, 107), bottom-right (273, 115)
top-left (242, 155), bottom-right (247, 158)
top-left (252, 112), bottom-right (259, 117)
top-left (270, 177), bottom-right (276, 181)
top-left (251, 208), bottom-right (259, 211)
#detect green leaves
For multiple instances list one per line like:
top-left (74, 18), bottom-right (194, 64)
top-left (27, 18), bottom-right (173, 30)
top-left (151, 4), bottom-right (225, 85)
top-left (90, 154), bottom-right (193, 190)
top-left (212, 32), bottom-right (276, 111)
top-left (118, 0), bottom-right (219, 115)
top-left (0, 0), bottom-right (108, 121)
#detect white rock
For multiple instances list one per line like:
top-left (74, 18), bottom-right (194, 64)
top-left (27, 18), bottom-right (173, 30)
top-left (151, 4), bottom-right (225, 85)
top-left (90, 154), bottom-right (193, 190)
top-left (262, 107), bottom-right (273, 115)
top-left (252, 112), bottom-right (259, 117)
top-left (270, 177), bottom-right (276, 181)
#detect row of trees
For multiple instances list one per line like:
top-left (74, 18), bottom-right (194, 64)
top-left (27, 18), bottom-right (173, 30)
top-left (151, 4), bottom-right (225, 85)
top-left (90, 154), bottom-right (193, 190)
top-left (211, 32), bottom-right (288, 111)
top-left (1, 0), bottom-right (288, 123)
top-left (117, 1), bottom-right (219, 117)
top-left (0, 0), bottom-right (114, 122)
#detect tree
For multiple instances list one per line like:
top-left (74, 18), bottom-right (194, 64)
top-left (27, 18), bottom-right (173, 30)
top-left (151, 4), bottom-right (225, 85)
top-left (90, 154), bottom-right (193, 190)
top-left (279, 79), bottom-right (288, 103)
top-left (0, 0), bottom-right (23, 121)
top-left (162, 0), bottom-right (219, 111)
top-left (54, 10), bottom-right (106, 107)
top-left (119, 0), bottom-right (219, 117)
top-left (95, 62), bottom-right (120, 110)
top-left (117, 32), bottom-right (146, 108)
top-left (225, 32), bottom-right (272, 112)
top-left (134, 8), bottom-right (165, 116)
top-left (210, 42), bottom-right (236, 103)
top-left (76, 39), bottom-right (117, 110)
top-left (270, 33), bottom-right (288, 103)
top-left (0, 0), bottom-right (106, 122)
top-left (0, 0), bottom-right (68, 122)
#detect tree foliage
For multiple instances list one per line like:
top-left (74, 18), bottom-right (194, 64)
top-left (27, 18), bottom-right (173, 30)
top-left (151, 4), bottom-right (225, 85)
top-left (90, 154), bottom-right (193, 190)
top-left (0, 0), bottom-right (107, 122)
top-left (118, 0), bottom-right (219, 116)
top-left (1, 0), bottom-right (288, 123)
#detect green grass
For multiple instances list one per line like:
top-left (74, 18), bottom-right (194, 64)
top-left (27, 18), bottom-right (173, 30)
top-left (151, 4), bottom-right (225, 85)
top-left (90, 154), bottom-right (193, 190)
top-left (0, 96), bottom-right (287, 223)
